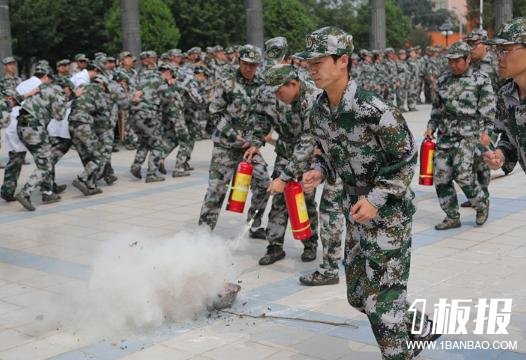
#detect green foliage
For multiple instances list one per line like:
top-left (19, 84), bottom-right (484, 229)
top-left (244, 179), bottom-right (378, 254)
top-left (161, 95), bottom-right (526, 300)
top-left (394, 0), bottom-right (452, 30)
top-left (263, 0), bottom-right (317, 51)
top-left (167, 0), bottom-right (246, 50)
top-left (106, 0), bottom-right (180, 55)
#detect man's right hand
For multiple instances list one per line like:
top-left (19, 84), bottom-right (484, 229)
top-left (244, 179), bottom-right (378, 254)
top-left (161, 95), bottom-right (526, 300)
top-left (302, 169), bottom-right (324, 193)
top-left (244, 146), bottom-right (259, 161)
top-left (483, 149), bottom-right (505, 170)
top-left (424, 128), bottom-right (434, 139)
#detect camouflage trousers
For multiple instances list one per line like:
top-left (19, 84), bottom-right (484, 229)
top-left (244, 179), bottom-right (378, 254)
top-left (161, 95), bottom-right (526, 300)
top-left (266, 156), bottom-right (318, 251)
top-left (161, 117), bottom-right (179, 159)
top-left (434, 138), bottom-right (487, 219)
top-left (343, 193), bottom-right (426, 359)
top-left (131, 109), bottom-right (164, 176)
top-left (406, 80), bottom-right (419, 110)
top-left (318, 178), bottom-right (345, 276)
top-left (95, 124), bottom-right (115, 181)
top-left (473, 145), bottom-right (490, 197)
top-left (0, 150), bottom-right (26, 197)
top-left (69, 121), bottom-right (102, 189)
top-left (17, 122), bottom-right (54, 195)
top-left (396, 87), bottom-right (408, 111)
top-left (50, 136), bottom-right (72, 187)
top-left (198, 145), bottom-right (270, 230)
top-left (121, 110), bottom-right (138, 147)
top-left (173, 113), bottom-right (192, 170)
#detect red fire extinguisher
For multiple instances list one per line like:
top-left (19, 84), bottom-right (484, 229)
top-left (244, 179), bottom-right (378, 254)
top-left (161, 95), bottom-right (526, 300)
top-left (227, 161), bottom-right (254, 213)
top-left (284, 181), bottom-right (313, 241)
top-left (419, 138), bottom-right (436, 186)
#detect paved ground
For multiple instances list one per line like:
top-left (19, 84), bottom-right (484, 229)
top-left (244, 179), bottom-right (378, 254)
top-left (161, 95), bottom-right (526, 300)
top-left (0, 104), bottom-right (525, 360)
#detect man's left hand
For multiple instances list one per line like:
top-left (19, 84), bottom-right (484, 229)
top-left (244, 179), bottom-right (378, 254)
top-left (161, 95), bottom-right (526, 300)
top-left (351, 197), bottom-right (379, 224)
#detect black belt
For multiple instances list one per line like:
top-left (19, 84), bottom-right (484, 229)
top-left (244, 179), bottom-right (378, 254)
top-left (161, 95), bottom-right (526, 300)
top-left (343, 183), bottom-right (372, 196)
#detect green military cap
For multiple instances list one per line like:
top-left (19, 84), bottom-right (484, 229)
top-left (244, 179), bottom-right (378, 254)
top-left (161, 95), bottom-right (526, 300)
top-left (93, 74), bottom-right (109, 87)
top-left (206, 46), bottom-right (214, 54)
top-left (265, 37), bottom-right (289, 66)
top-left (56, 77), bottom-right (74, 89)
top-left (359, 49), bottom-right (371, 57)
top-left (264, 64), bottom-right (298, 92)
top-left (114, 70), bottom-right (130, 83)
top-left (160, 52), bottom-right (170, 61)
top-left (487, 17), bottom-right (526, 45)
top-left (56, 59), bottom-right (71, 66)
top-left (187, 47), bottom-right (202, 55)
top-left (414, 45), bottom-right (421, 50)
top-left (233, 45), bottom-right (241, 52)
top-left (106, 56), bottom-right (116, 62)
top-left (94, 52), bottom-right (107, 59)
top-left (37, 59), bottom-right (50, 66)
top-left (2, 56), bottom-right (16, 65)
top-left (295, 26), bottom-right (353, 60)
top-left (465, 28), bottom-right (488, 42)
top-left (371, 49), bottom-right (379, 56)
top-left (140, 50), bottom-right (157, 60)
top-left (398, 49), bottom-right (406, 55)
top-left (446, 41), bottom-right (472, 59)
top-left (214, 45), bottom-right (224, 52)
top-left (239, 44), bottom-right (262, 64)
top-left (225, 47), bottom-right (234, 54)
top-left (2, 87), bottom-right (23, 104)
top-left (194, 65), bottom-right (210, 75)
top-left (169, 49), bottom-right (183, 57)
top-left (384, 47), bottom-right (394, 54)
top-left (34, 65), bottom-right (54, 78)
top-left (119, 51), bottom-right (135, 61)
top-left (158, 63), bottom-right (175, 72)
top-left (350, 52), bottom-right (360, 60)
top-left (74, 53), bottom-right (88, 61)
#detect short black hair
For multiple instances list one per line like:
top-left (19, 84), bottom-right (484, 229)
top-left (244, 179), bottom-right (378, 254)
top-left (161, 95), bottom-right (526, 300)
top-left (330, 54), bottom-right (352, 74)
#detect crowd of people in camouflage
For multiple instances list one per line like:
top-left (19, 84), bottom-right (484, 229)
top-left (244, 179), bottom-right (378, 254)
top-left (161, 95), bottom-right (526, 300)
top-left (1, 14), bottom-right (526, 359)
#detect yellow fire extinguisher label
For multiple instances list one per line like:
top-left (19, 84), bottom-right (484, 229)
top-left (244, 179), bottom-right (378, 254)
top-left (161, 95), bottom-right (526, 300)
top-left (231, 173), bottom-right (251, 202)
top-left (295, 192), bottom-right (308, 223)
top-left (426, 149), bottom-right (434, 174)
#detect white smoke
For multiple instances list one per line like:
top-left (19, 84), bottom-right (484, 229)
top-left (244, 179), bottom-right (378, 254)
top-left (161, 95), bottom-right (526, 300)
top-left (40, 229), bottom-right (237, 339)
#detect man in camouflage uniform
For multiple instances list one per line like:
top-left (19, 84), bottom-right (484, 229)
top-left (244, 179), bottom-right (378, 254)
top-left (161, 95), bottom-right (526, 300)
top-left (55, 59), bottom-right (71, 82)
top-left (0, 57), bottom-right (22, 92)
top-left (69, 74), bottom-right (108, 196)
top-left (459, 29), bottom-right (500, 207)
top-left (425, 41), bottom-right (494, 230)
top-left (406, 47), bottom-right (421, 111)
top-left (198, 45), bottom-right (270, 233)
top-left (246, 64), bottom-right (320, 265)
top-left (383, 48), bottom-right (399, 106)
top-left (15, 67), bottom-right (67, 211)
top-left (71, 53), bottom-right (88, 75)
top-left (130, 51), bottom-right (166, 183)
top-left (396, 49), bottom-right (410, 112)
top-left (0, 89), bottom-right (20, 201)
top-left (483, 17), bottom-right (526, 175)
top-left (298, 27), bottom-right (438, 359)
top-left (118, 51), bottom-right (139, 150)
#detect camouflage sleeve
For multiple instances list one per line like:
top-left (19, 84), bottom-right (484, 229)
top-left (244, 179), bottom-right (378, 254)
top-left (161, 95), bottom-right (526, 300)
top-left (185, 80), bottom-right (205, 106)
top-left (0, 100), bottom-right (10, 128)
top-left (280, 133), bottom-right (316, 182)
top-left (252, 90), bottom-right (274, 148)
top-left (112, 84), bottom-right (132, 110)
top-left (208, 83), bottom-right (238, 141)
top-left (50, 88), bottom-right (67, 121)
top-left (368, 109), bottom-right (417, 208)
top-left (427, 86), bottom-right (444, 132)
top-left (477, 77), bottom-right (496, 135)
top-left (495, 96), bottom-right (518, 170)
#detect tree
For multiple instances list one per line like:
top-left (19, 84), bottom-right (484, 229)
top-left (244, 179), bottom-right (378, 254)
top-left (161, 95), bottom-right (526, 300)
top-left (263, 0), bottom-right (317, 51)
top-left (106, 0), bottom-right (180, 55)
top-left (394, 0), bottom-right (452, 30)
top-left (10, 0), bottom-right (111, 75)
top-left (168, 0), bottom-right (246, 50)
top-left (350, 0), bottom-right (413, 50)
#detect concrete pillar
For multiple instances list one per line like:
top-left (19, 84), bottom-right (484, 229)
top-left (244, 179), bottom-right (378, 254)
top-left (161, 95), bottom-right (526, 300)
top-left (245, 0), bottom-right (264, 49)
top-left (0, 0), bottom-right (13, 74)
top-left (120, 0), bottom-right (141, 60)
top-left (495, 0), bottom-right (513, 30)
top-left (369, 0), bottom-right (386, 50)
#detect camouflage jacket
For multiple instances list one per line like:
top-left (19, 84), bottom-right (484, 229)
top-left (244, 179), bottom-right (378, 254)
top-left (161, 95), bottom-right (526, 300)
top-left (159, 82), bottom-right (184, 124)
top-left (495, 80), bottom-right (526, 174)
top-left (427, 68), bottom-right (496, 141)
top-left (0, 74), bottom-right (22, 93)
top-left (254, 81), bottom-right (320, 180)
top-left (119, 67), bottom-right (138, 90)
top-left (209, 69), bottom-right (262, 149)
top-left (396, 60), bottom-right (410, 85)
top-left (472, 51), bottom-right (499, 91)
top-left (310, 80), bottom-right (417, 215)
top-left (131, 68), bottom-right (163, 113)
top-left (383, 59), bottom-right (399, 85)
top-left (406, 57), bottom-right (420, 81)
top-left (19, 83), bottom-right (66, 127)
top-left (69, 83), bottom-right (107, 125)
